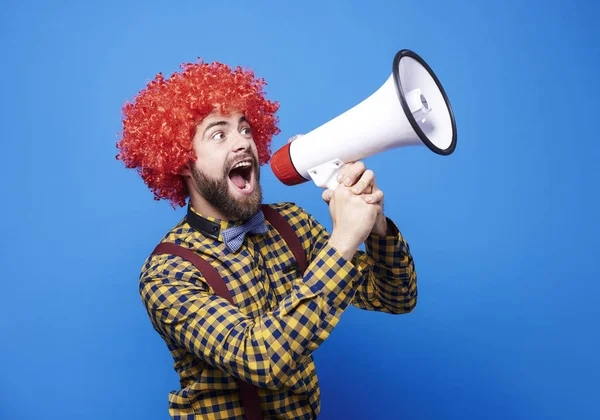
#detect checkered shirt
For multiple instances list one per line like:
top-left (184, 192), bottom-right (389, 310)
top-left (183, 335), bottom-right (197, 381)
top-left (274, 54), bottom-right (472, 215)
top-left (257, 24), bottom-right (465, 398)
top-left (139, 202), bottom-right (417, 419)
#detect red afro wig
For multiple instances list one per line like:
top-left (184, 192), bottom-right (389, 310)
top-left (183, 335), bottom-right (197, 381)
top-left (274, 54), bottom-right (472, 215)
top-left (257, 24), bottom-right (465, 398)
top-left (116, 60), bottom-right (280, 208)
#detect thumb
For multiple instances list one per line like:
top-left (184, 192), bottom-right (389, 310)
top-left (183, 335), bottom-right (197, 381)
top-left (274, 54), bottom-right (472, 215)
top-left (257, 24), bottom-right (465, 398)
top-left (321, 189), bottom-right (333, 203)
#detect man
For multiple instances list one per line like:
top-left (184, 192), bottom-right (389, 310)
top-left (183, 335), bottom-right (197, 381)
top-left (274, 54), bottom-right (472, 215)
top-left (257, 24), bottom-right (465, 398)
top-left (116, 60), bottom-right (417, 419)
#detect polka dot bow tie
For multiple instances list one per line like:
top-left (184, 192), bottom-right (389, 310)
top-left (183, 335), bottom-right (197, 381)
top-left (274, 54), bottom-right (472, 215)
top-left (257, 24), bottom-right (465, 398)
top-left (221, 210), bottom-right (269, 253)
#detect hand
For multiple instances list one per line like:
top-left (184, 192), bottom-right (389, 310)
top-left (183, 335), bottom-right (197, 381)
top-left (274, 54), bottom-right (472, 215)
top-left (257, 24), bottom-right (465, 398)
top-left (322, 161), bottom-right (388, 236)
top-left (324, 182), bottom-right (380, 260)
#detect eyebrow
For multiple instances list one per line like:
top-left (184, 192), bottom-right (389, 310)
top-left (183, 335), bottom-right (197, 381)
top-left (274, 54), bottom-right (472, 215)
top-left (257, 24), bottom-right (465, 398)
top-left (202, 116), bottom-right (248, 137)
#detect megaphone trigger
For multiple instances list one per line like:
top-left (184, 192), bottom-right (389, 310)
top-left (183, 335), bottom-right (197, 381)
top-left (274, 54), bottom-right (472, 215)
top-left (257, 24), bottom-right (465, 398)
top-left (307, 158), bottom-right (344, 190)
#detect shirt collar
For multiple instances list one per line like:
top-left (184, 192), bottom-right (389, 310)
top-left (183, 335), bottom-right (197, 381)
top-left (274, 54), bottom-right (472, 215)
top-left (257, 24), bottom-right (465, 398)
top-left (185, 203), bottom-right (245, 242)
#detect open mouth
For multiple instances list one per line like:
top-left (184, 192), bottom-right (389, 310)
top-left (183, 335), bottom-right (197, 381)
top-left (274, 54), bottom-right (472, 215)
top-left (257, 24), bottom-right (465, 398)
top-left (228, 159), bottom-right (255, 194)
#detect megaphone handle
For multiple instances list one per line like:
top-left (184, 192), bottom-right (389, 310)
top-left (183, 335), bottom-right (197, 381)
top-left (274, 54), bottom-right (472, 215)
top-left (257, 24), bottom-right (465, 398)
top-left (307, 158), bottom-right (344, 190)
top-left (325, 170), bottom-right (342, 191)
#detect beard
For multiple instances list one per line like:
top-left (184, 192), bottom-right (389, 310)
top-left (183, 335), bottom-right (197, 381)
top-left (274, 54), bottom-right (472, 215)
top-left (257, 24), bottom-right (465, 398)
top-left (190, 155), bottom-right (263, 221)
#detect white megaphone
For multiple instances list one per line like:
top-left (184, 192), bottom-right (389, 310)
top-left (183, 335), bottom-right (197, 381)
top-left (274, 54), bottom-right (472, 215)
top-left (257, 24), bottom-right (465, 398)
top-left (270, 49), bottom-right (457, 190)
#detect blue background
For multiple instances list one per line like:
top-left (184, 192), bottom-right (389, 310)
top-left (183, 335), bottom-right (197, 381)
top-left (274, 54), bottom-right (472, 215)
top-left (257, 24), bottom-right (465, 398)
top-left (1, 0), bottom-right (599, 419)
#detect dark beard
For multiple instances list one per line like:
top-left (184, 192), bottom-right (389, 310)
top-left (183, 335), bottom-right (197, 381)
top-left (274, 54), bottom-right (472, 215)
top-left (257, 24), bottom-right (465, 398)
top-left (191, 159), bottom-right (262, 221)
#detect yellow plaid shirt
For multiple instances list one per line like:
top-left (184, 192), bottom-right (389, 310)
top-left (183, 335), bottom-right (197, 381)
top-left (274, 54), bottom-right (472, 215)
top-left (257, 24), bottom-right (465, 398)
top-left (139, 201), bottom-right (417, 419)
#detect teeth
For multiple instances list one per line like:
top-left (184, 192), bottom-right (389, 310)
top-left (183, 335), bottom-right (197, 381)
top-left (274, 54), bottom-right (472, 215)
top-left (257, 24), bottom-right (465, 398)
top-left (233, 161), bottom-right (251, 169)
top-left (244, 180), bottom-right (250, 190)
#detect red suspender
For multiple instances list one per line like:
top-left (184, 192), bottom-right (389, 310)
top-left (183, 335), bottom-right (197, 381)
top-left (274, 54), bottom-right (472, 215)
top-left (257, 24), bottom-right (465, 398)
top-left (151, 205), bottom-right (307, 420)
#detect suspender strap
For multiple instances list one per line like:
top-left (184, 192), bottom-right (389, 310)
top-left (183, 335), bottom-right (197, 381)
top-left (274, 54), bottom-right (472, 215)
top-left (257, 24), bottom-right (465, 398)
top-left (152, 242), bottom-right (234, 302)
top-left (260, 204), bottom-right (307, 273)
top-left (151, 242), bottom-right (264, 420)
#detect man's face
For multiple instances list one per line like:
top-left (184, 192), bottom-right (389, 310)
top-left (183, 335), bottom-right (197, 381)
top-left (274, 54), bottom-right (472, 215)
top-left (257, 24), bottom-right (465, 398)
top-left (189, 110), bottom-right (262, 221)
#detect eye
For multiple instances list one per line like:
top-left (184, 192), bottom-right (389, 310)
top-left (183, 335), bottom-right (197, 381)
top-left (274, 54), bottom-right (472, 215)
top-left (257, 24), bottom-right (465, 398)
top-left (240, 126), bottom-right (252, 136)
top-left (211, 131), bottom-right (225, 141)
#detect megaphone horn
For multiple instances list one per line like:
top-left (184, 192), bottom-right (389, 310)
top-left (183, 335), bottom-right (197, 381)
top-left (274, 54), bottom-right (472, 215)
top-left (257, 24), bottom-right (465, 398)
top-left (270, 49), bottom-right (457, 190)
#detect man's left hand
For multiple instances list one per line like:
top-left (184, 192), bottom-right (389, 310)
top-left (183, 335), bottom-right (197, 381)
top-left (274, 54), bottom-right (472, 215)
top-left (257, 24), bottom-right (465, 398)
top-left (322, 161), bottom-right (389, 236)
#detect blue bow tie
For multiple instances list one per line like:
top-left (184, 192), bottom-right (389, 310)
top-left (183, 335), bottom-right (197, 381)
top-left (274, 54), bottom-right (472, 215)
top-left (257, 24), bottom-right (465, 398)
top-left (221, 210), bottom-right (268, 253)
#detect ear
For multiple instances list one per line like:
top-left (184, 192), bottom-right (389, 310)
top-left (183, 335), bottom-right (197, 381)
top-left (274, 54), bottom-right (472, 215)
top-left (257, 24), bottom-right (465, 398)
top-left (179, 162), bottom-right (192, 177)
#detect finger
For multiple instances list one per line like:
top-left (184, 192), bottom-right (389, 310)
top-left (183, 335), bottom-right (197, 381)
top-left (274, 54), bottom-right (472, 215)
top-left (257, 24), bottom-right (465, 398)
top-left (337, 161), bottom-right (366, 187)
top-left (321, 189), bottom-right (333, 203)
top-left (351, 169), bottom-right (375, 194)
top-left (362, 189), bottom-right (384, 204)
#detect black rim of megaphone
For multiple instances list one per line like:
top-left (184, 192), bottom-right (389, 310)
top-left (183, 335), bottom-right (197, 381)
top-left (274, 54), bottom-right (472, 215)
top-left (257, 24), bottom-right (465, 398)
top-left (393, 49), bottom-right (457, 156)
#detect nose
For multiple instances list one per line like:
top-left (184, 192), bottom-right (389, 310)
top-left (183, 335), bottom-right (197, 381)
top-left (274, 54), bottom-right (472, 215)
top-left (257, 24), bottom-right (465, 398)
top-left (230, 131), bottom-right (251, 153)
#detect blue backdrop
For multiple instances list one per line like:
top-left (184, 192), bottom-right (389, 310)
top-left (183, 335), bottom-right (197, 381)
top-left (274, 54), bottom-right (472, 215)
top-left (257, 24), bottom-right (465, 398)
top-left (1, 0), bottom-right (598, 419)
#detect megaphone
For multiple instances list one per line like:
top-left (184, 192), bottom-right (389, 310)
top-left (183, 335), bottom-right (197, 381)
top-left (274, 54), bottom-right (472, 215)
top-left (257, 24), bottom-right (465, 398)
top-left (270, 49), bottom-right (457, 190)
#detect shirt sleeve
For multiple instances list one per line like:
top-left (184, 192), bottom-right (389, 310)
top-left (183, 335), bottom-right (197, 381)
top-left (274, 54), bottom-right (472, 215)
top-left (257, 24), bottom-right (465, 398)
top-left (139, 241), bottom-right (364, 392)
top-left (350, 217), bottom-right (418, 313)
top-left (301, 210), bottom-right (418, 314)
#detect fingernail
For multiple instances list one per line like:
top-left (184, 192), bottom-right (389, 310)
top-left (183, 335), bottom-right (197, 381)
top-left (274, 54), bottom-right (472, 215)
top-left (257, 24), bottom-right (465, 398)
top-left (337, 173), bottom-right (343, 182)
top-left (366, 197), bottom-right (373, 203)
top-left (345, 177), bottom-right (351, 186)
top-left (352, 186), bottom-right (360, 193)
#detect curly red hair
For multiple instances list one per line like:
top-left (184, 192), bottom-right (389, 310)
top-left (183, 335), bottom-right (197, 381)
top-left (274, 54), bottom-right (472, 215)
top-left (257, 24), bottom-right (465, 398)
top-left (116, 60), bottom-right (280, 208)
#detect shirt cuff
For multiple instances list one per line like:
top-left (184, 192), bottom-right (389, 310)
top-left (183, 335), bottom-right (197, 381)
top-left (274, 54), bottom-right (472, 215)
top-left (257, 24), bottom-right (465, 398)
top-left (364, 217), bottom-right (410, 268)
